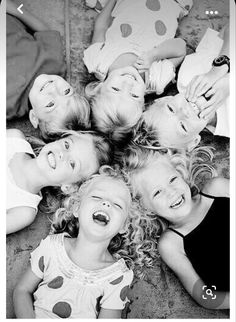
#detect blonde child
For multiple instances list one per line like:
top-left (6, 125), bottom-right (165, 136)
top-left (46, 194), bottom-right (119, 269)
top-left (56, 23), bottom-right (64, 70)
top-left (7, 129), bottom-right (112, 235)
top-left (28, 74), bottom-right (91, 140)
top-left (13, 168), bottom-right (160, 318)
top-left (133, 23), bottom-right (230, 151)
top-left (84, 0), bottom-right (192, 144)
top-left (7, 1), bottom-right (90, 139)
top-left (123, 145), bottom-right (229, 309)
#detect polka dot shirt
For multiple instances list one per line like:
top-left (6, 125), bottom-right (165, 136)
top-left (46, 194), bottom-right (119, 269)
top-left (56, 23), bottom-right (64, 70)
top-left (30, 233), bottom-right (133, 318)
top-left (83, 0), bottom-right (192, 79)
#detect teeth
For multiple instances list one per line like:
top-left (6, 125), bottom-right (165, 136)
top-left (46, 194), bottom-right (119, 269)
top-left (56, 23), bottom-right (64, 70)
top-left (92, 211), bottom-right (110, 226)
top-left (40, 80), bottom-right (53, 92)
top-left (170, 196), bottom-right (184, 209)
top-left (47, 152), bottom-right (56, 169)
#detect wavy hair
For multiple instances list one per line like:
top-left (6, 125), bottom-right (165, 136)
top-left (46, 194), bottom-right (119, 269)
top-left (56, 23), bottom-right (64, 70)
top-left (38, 93), bottom-right (91, 141)
top-left (121, 144), bottom-right (217, 228)
top-left (51, 166), bottom-right (161, 278)
top-left (87, 84), bottom-right (143, 147)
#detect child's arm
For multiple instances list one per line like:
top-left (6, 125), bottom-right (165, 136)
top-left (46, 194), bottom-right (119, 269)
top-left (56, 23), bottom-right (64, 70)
top-left (7, 0), bottom-right (49, 31)
top-left (13, 266), bottom-right (42, 318)
top-left (186, 23), bottom-right (229, 102)
top-left (159, 232), bottom-right (229, 309)
top-left (98, 308), bottom-right (122, 318)
top-left (7, 206), bottom-right (36, 234)
top-left (134, 38), bottom-right (186, 72)
top-left (91, 0), bottom-right (118, 44)
top-left (202, 177), bottom-right (229, 198)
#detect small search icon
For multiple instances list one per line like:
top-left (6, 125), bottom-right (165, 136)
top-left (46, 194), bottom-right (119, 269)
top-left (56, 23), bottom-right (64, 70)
top-left (206, 289), bottom-right (213, 297)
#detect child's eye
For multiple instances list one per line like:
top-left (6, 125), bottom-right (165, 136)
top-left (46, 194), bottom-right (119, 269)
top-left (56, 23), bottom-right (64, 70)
top-left (69, 160), bottom-right (75, 169)
top-left (64, 88), bottom-right (71, 95)
top-left (131, 93), bottom-right (139, 98)
top-left (167, 104), bottom-right (174, 113)
top-left (153, 189), bottom-right (161, 198)
top-left (180, 121), bottom-right (187, 133)
top-left (114, 203), bottom-right (122, 209)
top-left (91, 196), bottom-right (102, 200)
top-left (64, 141), bottom-right (70, 149)
top-left (170, 176), bottom-right (178, 183)
top-left (112, 87), bottom-right (120, 91)
top-left (46, 101), bottom-right (55, 108)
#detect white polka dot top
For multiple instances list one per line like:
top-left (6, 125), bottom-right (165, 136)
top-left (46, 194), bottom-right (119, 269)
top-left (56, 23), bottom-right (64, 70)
top-left (83, 0), bottom-right (193, 80)
top-left (31, 233), bottom-right (134, 318)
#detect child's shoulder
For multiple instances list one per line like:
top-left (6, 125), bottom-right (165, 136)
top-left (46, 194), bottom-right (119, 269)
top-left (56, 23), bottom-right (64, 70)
top-left (202, 177), bottom-right (229, 198)
top-left (7, 128), bottom-right (25, 140)
top-left (158, 229), bottom-right (183, 257)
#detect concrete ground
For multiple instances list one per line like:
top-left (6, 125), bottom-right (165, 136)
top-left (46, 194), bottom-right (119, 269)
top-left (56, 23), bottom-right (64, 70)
top-left (7, 0), bottom-right (230, 318)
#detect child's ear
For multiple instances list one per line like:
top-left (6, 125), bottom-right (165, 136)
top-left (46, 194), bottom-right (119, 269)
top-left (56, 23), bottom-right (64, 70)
top-left (187, 135), bottom-right (201, 152)
top-left (85, 81), bottom-right (102, 98)
top-left (61, 183), bottom-right (78, 195)
top-left (29, 109), bottom-right (39, 128)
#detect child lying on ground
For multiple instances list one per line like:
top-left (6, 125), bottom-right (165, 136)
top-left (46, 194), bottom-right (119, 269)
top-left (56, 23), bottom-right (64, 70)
top-left (7, 128), bottom-right (112, 234)
top-left (123, 145), bottom-right (229, 310)
top-left (13, 167), bottom-right (160, 318)
top-left (84, 0), bottom-right (192, 144)
top-left (134, 25), bottom-right (230, 150)
top-left (7, 1), bottom-right (90, 139)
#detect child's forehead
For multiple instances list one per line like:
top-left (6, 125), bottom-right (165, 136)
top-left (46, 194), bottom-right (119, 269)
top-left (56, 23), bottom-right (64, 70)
top-left (88, 176), bottom-right (128, 192)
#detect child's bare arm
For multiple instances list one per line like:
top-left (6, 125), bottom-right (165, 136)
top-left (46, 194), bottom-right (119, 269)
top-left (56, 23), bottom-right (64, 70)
top-left (159, 232), bottom-right (229, 309)
top-left (7, 207), bottom-right (37, 234)
top-left (7, 0), bottom-right (49, 31)
top-left (98, 308), bottom-right (122, 318)
top-left (134, 38), bottom-right (186, 72)
top-left (92, 0), bottom-right (118, 44)
top-left (13, 266), bottom-right (42, 318)
top-left (202, 177), bottom-right (229, 198)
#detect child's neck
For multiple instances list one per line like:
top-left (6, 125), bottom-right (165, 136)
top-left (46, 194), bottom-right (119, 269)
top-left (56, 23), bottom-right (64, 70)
top-left (67, 232), bottom-right (114, 270)
top-left (22, 157), bottom-right (52, 194)
top-left (171, 194), bottom-right (211, 234)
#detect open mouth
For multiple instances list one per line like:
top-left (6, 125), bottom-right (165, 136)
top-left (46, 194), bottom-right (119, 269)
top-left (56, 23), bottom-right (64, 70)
top-left (47, 152), bottom-right (56, 169)
top-left (40, 80), bottom-right (53, 92)
top-left (92, 211), bottom-right (110, 226)
top-left (170, 195), bottom-right (184, 209)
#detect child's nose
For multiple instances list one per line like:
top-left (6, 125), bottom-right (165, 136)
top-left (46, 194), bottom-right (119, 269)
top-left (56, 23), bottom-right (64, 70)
top-left (102, 200), bottom-right (111, 208)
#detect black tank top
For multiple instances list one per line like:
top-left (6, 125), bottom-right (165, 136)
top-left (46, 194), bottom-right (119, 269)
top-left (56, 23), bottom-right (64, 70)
top-left (168, 192), bottom-right (229, 291)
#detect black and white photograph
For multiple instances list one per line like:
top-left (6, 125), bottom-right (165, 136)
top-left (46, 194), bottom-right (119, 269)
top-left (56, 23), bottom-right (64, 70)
top-left (5, 0), bottom-right (235, 319)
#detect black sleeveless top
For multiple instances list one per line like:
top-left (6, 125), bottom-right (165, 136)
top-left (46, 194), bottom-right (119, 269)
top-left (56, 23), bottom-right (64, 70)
top-left (168, 192), bottom-right (229, 291)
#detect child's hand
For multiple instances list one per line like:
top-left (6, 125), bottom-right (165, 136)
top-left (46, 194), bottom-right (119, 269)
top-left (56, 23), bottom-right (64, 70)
top-left (185, 68), bottom-right (226, 102)
top-left (134, 51), bottom-right (156, 73)
top-left (7, 0), bottom-right (19, 16)
top-left (198, 74), bottom-right (229, 120)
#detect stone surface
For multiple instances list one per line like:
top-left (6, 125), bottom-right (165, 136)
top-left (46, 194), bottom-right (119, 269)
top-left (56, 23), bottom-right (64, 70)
top-left (6, 0), bottom-right (230, 319)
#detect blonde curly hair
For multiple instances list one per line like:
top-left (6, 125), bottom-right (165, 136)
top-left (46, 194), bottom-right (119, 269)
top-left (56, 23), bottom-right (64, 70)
top-left (121, 144), bottom-right (217, 226)
top-left (50, 166), bottom-right (161, 278)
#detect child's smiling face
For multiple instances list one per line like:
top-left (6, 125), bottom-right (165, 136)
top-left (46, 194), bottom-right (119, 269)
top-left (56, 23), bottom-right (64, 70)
top-left (78, 176), bottom-right (131, 241)
top-left (134, 156), bottom-right (192, 223)
top-left (36, 133), bottom-right (98, 186)
top-left (100, 66), bottom-right (145, 115)
top-left (143, 94), bottom-right (207, 150)
top-left (29, 74), bottom-right (78, 131)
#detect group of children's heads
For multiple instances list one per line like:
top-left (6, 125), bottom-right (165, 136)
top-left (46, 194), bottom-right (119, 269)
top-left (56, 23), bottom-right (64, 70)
top-left (28, 67), bottom-right (209, 153)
